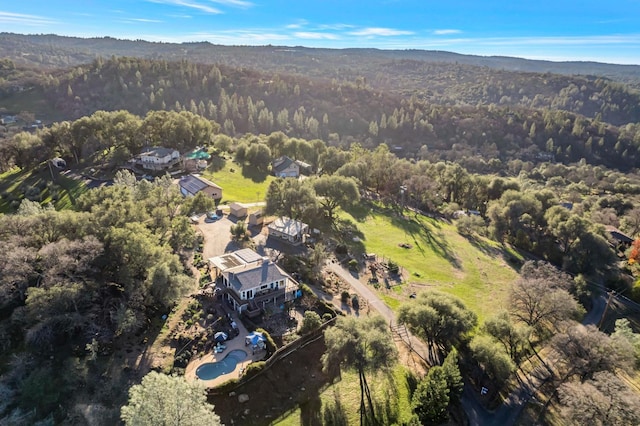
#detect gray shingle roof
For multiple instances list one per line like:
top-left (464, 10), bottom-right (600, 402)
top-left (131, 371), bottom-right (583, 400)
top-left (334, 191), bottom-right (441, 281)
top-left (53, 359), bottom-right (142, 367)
top-left (227, 262), bottom-right (288, 293)
top-left (272, 156), bottom-right (297, 173)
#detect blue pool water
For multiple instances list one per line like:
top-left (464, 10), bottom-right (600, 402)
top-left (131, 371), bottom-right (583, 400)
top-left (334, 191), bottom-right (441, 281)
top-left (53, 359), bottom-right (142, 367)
top-left (196, 349), bottom-right (248, 380)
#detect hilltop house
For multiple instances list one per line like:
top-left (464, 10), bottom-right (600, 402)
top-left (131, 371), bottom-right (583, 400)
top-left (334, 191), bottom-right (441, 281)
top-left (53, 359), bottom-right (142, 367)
top-left (271, 156), bottom-right (300, 178)
top-left (138, 146), bottom-right (181, 171)
top-left (209, 249), bottom-right (299, 316)
top-left (268, 217), bottom-right (309, 245)
top-left (179, 174), bottom-right (223, 200)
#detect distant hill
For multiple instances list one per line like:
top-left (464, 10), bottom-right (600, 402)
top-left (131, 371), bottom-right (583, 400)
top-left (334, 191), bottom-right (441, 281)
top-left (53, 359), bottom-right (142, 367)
top-left (1, 32), bottom-right (639, 88)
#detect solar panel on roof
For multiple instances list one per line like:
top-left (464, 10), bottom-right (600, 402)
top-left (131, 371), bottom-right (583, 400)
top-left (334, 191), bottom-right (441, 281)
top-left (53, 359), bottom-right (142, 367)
top-left (234, 249), bottom-right (263, 263)
top-left (179, 175), bottom-right (208, 195)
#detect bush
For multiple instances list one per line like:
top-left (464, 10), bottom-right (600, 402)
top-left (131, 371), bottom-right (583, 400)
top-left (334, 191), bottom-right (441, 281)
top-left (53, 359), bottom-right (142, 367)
top-left (351, 295), bottom-right (360, 311)
top-left (341, 291), bottom-right (351, 304)
top-left (322, 313), bottom-right (333, 322)
top-left (348, 258), bottom-right (359, 271)
top-left (299, 311), bottom-right (322, 335)
top-left (243, 361), bottom-right (266, 379)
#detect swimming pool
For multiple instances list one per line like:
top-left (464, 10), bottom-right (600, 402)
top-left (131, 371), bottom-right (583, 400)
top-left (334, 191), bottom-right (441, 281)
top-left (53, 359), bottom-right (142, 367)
top-left (195, 349), bottom-right (248, 380)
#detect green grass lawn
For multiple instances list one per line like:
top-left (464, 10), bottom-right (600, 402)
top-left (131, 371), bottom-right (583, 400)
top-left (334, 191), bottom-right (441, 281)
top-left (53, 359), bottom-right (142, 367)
top-left (201, 156), bottom-right (274, 204)
top-left (0, 166), bottom-right (88, 213)
top-left (339, 203), bottom-right (518, 323)
top-left (274, 365), bottom-right (414, 426)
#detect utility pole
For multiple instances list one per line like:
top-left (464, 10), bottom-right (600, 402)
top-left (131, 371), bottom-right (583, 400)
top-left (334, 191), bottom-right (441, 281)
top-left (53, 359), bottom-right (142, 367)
top-left (598, 291), bottom-right (614, 330)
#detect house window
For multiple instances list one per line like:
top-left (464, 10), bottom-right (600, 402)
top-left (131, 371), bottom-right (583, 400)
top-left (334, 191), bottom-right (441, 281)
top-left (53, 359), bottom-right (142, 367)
top-left (261, 284), bottom-right (268, 290)
top-left (241, 291), bottom-right (246, 299)
top-left (247, 290), bottom-right (253, 299)
top-left (270, 282), bottom-right (274, 289)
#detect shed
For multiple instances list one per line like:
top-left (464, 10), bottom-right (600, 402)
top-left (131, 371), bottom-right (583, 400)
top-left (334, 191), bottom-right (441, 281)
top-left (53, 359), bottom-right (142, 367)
top-left (249, 211), bottom-right (264, 226)
top-left (229, 202), bottom-right (248, 218)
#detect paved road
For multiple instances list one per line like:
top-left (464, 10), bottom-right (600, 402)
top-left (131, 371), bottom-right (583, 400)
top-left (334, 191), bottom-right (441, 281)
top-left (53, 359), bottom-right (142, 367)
top-left (324, 260), bottom-right (610, 426)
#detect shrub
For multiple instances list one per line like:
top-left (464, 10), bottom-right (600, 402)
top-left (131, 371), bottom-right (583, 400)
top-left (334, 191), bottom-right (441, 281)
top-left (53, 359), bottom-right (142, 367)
top-left (322, 313), bottom-right (333, 322)
top-left (243, 361), bottom-right (266, 379)
top-left (299, 311), bottom-right (322, 335)
top-left (348, 259), bottom-right (359, 271)
top-left (351, 295), bottom-right (360, 311)
top-left (341, 291), bottom-right (351, 304)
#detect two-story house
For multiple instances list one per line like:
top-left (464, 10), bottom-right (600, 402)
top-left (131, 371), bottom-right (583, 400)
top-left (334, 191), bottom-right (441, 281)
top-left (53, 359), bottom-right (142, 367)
top-left (138, 146), bottom-right (181, 171)
top-left (209, 249), bottom-right (299, 316)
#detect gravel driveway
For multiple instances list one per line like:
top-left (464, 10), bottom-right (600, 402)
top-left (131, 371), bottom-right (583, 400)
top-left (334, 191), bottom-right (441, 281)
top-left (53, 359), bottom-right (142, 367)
top-left (195, 215), bottom-right (238, 260)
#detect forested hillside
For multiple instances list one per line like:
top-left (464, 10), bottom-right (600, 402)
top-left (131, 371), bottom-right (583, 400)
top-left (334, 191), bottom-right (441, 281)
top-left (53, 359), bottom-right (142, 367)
top-left (2, 55), bottom-right (640, 172)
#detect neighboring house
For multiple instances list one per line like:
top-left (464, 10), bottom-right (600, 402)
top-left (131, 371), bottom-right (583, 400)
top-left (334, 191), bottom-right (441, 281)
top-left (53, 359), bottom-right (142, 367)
top-left (179, 174), bottom-right (223, 199)
top-left (138, 146), bottom-right (181, 171)
top-left (0, 115), bottom-right (17, 125)
top-left (294, 160), bottom-right (313, 176)
top-left (605, 225), bottom-right (634, 251)
top-left (209, 248), bottom-right (299, 316)
top-left (268, 217), bottom-right (309, 245)
top-left (229, 202), bottom-right (248, 218)
top-left (249, 211), bottom-right (264, 226)
top-left (271, 156), bottom-right (300, 178)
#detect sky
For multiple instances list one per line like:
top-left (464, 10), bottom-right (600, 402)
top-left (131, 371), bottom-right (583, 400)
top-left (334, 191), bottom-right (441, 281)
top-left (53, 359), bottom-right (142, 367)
top-left (2, 0), bottom-right (640, 65)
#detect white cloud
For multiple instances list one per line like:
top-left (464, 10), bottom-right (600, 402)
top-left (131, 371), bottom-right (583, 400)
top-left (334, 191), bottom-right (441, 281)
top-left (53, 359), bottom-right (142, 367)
top-left (286, 19), bottom-right (308, 29)
top-left (209, 0), bottom-right (254, 7)
top-left (348, 27), bottom-right (414, 37)
top-left (147, 0), bottom-right (222, 14)
top-left (124, 18), bottom-right (164, 23)
top-left (293, 32), bottom-right (339, 40)
top-left (433, 29), bottom-right (461, 35)
top-left (0, 11), bottom-right (57, 26)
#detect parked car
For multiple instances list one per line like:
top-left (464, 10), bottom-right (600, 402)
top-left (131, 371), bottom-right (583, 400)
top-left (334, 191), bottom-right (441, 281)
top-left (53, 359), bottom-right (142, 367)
top-left (206, 211), bottom-right (220, 220)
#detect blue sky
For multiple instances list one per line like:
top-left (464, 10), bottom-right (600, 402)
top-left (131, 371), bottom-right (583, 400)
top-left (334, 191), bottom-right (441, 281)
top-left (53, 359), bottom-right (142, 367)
top-left (2, 0), bottom-right (640, 64)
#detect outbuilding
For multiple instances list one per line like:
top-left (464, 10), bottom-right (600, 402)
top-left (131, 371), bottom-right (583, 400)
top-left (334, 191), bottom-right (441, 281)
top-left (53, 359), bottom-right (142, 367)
top-left (229, 202), bottom-right (248, 218)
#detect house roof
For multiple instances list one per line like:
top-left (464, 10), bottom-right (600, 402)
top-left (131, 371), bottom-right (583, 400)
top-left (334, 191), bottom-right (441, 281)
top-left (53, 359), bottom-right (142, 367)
top-left (209, 248), bottom-right (264, 272)
top-left (294, 160), bottom-right (312, 169)
top-left (605, 226), bottom-right (634, 244)
top-left (179, 174), bottom-right (222, 194)
top-left (272, 156), bottom-right (298, 173)
top-left (140, 146), bottom-right (177, 158)
top-left (268, 217), bottom-right (308, 237)
top-left (184, 148), bottom-right (211, 160)
top-left (230, 202), bottom-right (247, 210)
top-left (227, 261), bottom-right (289, 293)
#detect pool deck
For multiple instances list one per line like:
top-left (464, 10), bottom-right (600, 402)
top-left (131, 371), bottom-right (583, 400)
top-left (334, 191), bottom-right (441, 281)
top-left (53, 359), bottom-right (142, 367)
top-left (185, 310), bottom-right (265, 388)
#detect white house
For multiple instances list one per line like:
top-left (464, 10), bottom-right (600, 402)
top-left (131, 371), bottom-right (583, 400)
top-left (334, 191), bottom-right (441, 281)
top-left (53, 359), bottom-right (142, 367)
top-left (209, 249), bottom-right (299, 315)
top-left (138, 146), bottom-right (181, 171)
top-left (267, 217), bottom-right (309, 245)
top-left (271, 156), bottom-right (300, 178)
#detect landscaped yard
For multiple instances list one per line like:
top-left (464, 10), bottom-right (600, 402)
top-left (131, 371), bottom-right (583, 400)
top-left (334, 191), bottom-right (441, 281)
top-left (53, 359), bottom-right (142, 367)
top-left (339, 203), bottom-right (519, 323)
top-left (201, 157), bottom-right (274, 204)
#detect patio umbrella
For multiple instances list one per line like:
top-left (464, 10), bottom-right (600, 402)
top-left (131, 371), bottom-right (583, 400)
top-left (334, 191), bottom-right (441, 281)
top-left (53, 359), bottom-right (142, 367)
top-left (214, 331), bottom-right (228, 342)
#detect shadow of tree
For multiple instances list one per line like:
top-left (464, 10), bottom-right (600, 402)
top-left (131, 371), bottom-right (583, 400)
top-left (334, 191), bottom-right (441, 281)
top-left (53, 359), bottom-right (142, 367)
top-left (300, 392), bottom-right (323, 426)
top-left (390, 213), bottom-right (461, 269)
top-left (241, 165), bottom-right (269, 183)
top-left (323, 390), bottom-right (349, 426)
top-left (342, 202), bottom-right (371, 222)
top-left (462, 233), bottom-right (523, 272)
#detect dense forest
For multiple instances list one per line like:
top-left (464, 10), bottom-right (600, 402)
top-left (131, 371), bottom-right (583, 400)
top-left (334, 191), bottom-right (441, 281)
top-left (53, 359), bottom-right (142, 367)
top-left (2, 54), bottom-right (640, 172)
top-left (2, 34), bottom-right (640, 425)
